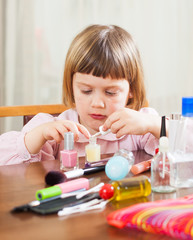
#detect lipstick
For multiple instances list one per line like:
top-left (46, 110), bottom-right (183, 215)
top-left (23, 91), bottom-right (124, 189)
top-left (36, 177), bottom-right (100, 201)
top-left (130, 159), bottom-right (152, 175)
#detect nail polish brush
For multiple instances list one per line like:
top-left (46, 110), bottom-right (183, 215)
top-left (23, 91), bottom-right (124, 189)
top-left (91, 125), bottom-right (111, 138)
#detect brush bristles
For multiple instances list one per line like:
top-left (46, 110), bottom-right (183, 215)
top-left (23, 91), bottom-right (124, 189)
top-left (45, 171), bottom-right (66, 186)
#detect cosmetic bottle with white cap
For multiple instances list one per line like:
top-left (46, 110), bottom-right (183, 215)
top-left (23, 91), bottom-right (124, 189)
top-left (85, 125), bottom-right (111, 164)
top-left (151, 116), bottom-right (176, 193)
top-left (60, 132), bottom-right (78, 171)
top-left (85, 136), bottom-right (101, 164)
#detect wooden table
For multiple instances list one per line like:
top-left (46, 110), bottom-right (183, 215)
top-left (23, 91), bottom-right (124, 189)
top-left (1, 151), bottom-right (193, 240)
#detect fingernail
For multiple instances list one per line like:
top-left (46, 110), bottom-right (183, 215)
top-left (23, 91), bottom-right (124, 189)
top-left (102, 125), bottom-right (106, 131)
top-left (75, 135), bottom-right (79, 141)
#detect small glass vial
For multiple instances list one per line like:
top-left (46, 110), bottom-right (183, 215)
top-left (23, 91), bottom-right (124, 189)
top-left (60, 132), bottom-right (78, 171)
top-left (85, 137), bottom-right (101, 164)
top-left (151, 136), bottom-right (176, 193)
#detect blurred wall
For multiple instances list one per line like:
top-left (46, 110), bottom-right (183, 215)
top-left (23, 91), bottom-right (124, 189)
top-left (1, 0), bottom-right (193, 133)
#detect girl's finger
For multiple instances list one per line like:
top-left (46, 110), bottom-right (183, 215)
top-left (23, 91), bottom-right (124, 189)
top-left (103, 112), bottom-right (121, 130)
top-left (47, 128), bottom-right (64, 143)
top-left (110, 119), bottom-right (126, 134)
top-left (54, 125), bottom-right (68, 139)
top-left (76, 123), bottom-right (90, 139)
top-left (115, 125), bottom-right (131, 138)
top-left (59, 121), bottom-right (80, 140)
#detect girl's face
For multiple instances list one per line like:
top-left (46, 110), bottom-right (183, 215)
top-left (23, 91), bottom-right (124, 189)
top-left (73, 73), bottom-right (131, 135)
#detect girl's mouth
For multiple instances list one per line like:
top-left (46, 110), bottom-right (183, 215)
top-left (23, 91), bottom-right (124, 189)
top-left (89, 114), bottom-right (106, 120)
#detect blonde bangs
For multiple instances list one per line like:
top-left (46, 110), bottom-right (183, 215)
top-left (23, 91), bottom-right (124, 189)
top-left (71, 27), bottom-right (134, 81)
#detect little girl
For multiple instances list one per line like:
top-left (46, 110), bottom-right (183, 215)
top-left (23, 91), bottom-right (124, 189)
top-left (0, 24), bottom-right (161, 165)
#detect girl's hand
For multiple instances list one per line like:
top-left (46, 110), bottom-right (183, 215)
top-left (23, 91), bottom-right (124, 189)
top-left (25, 120), bottom-right (90, 154)
top-left (102, 108), bottom-right (161, 139)
top-left (41, 120), bottom-right (90, 142)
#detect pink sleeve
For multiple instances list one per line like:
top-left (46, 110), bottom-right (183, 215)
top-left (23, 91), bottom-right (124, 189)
top-left (137, 133), bottom-right (159, 156)
top-left (0, 113), bottom-right (59, 166)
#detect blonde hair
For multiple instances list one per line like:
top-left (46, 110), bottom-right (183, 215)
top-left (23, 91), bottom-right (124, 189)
top-left (63, 24), bottom-right (147, 110)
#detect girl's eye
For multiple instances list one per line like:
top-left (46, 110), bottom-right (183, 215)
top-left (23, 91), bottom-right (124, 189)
top-left (105, 91), bottom-right (117, 96)
top-left (81, 90), bottom-right (92, 94)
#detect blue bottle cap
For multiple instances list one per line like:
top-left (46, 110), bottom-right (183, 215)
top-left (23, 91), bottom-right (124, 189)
top-left (182, 97), bottom-right (193, 117)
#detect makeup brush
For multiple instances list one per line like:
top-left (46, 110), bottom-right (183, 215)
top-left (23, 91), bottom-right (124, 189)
top-left (45, 165), bottom-right (105, 186)
top-left (45, 170), bottom-right (66, 186)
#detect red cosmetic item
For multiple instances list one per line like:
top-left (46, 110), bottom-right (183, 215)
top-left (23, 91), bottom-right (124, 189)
top-left (155, 148), bottom-right (159, 154)
top-left (99, 183), bottom-right (114, 200)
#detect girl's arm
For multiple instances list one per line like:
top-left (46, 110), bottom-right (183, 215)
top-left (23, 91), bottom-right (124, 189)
top-left (0, 113), bottom-right (90, 165)
top-left (24, 120), bottom-right (90, 154)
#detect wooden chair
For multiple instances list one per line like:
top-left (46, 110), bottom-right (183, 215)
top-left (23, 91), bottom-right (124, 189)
top-left (0, 104), bottom-right (69, 125)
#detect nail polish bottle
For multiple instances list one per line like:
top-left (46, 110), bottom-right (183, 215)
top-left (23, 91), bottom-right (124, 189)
top-left (60, 132), bottom-right (78, 171)
top-left (85, 136), bottom-right (101, 164)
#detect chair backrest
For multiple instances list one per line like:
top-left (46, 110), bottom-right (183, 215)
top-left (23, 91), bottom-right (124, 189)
top-left (0, 104), bottom-right (69, 125)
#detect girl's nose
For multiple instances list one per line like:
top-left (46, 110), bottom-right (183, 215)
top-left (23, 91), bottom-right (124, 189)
top-left (91, 95), bottom-right (105, 108)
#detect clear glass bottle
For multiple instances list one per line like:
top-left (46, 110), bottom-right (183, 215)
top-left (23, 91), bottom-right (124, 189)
top-left (170, 97), bottom-right (193, 188)
top-left (85, 136), bottom-right (101, 164)
top-left (151, 136), bottom-right (176, 193)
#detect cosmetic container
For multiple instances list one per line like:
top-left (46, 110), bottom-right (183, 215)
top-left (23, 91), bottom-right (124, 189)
top-left (85, 126), bottom-right (111, 166)
top-left (36, 177), bottom-right (100, 201)
top-left (170, 97), bottom-right (193, 188)
top-left (60, 132), bottom-right (78, 171)
top-left (151, 136), bottom-right (176, 193)
top-left (99, 175), bottom-right (151, 201)
top-left (105, 149), bottom-right (134, 180)
top-left (180, 97), bottom-right (193, 153)
top-left (85, 136), bottom-right (101, 164)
